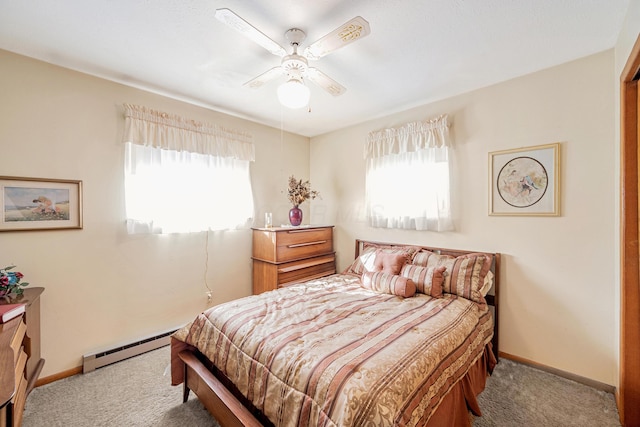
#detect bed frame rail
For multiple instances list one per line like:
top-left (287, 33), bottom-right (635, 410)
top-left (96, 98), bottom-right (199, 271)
top-left (179, 350), bottom-right (262, 427)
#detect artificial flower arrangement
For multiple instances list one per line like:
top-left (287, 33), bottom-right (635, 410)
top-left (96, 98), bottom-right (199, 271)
top-left (287, 175), bottom-right (321, 207)
top-left (0, 265), bottom-right (29, 298)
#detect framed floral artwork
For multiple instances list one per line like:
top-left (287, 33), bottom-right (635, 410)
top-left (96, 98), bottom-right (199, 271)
top-left (0, 176), bottom-right (83, 231)
top-left (489, 143), bottom-right (560, 216)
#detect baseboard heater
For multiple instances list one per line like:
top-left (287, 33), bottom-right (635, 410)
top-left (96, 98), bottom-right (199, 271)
top-left (82, 328), bottom-right (178, 373)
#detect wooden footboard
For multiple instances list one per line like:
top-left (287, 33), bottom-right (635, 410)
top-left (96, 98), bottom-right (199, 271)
top-left (174, 344), bottom-right (495, 427)
top-left (178, 350), bottom-right (263, 427)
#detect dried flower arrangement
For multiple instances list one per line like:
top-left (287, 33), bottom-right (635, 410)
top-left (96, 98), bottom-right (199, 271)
top-left (287, 175), bottom-right (320, 207)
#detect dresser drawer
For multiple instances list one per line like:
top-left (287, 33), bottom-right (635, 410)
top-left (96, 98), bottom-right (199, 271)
top-left (10, 321), bottom-right (26, 360)
top-left (14, 349), bottom-right (27, 390)
top-left (276, 228), bottom-right (332, 262)
top-left (253, 227), bottom-right (333, 262)
top-left (277, 254), bottom-right (336, 286)
top-left (276, 239), bottom-right (333, 262)
top-left (276, 227), bottom-right (332, 246)
top-left (12, 374), bottom-right (27, 427)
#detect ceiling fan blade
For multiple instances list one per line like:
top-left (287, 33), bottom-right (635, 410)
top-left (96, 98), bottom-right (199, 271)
top-left (303, 16), bottom-right (370, 60)
top-left (306, 68), bottom-right (346, 96)
top-left (244, 66), bottom-right (285, 89)
top-left (215, 8), bottom-right (287, 57)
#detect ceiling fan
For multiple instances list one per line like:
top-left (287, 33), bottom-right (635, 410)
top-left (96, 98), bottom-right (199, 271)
top-left (214, 8), bottom-right (371, 109)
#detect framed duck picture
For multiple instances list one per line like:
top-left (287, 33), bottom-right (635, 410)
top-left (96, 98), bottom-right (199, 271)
top-left (0, 176), bottom-right (83, 231)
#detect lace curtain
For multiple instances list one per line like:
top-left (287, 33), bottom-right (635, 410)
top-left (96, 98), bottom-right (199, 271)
top-left (364, 114), bottom-right (453, 231)
top-left (123, 104), bottom-right (255, 234)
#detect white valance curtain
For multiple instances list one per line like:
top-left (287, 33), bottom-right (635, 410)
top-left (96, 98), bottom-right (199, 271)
top-left (123, 104), bottom-right (255, 161)
top-left (123, 104), bottom-right (255, 234)
top-left (364, 114), bottom-right (453, 231)
top-left (364, 114), bottom-right (451, 159)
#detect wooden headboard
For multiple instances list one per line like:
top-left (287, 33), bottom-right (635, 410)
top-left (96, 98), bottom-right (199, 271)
top-left (354, 239), bottom-right (501, 359)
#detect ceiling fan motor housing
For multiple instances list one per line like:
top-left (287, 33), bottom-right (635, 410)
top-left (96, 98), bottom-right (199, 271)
top-left (285, 28), bottom-right (306, 46)
top-left (282, 54), bottom-right (308, 80)
top-left (282, 29), bottom-right (308, 81)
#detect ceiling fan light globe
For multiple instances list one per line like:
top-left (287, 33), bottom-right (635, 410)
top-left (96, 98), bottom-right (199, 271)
top-left (277, 80), bottom-right (310, 109)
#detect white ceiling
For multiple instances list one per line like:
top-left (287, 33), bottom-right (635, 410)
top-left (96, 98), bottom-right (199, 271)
top-left (0, 1), bottom-right (630, 137)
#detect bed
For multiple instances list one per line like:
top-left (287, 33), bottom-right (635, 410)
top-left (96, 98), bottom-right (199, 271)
top-left (171, 239), bottom-right (500, 427)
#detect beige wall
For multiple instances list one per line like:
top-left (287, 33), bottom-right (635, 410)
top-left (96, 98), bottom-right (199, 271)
top-left (0, 49), bottom-right (310, 377)
top-left (311, 50), bottom-right (617, 385)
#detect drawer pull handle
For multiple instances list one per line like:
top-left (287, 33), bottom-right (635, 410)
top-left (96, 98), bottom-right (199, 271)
top-left (287, 229), bottom-right (316, 234)
top-left (287, 240), bottom-right (326, 248)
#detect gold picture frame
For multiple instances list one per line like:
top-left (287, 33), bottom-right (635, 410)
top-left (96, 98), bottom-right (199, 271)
top-left (0, 176), bottom-right (83, 231)
top-left (489, 143), bottom-right (560, 216)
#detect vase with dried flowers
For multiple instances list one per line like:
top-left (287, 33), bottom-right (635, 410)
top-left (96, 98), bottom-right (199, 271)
top-left (0, 265), bottom-right (29, 300)
top-left (287, 175), bottom-right (320, 226)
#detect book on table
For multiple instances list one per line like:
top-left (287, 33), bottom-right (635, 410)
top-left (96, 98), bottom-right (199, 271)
top-left (0, 303), bottom-right (25, 323)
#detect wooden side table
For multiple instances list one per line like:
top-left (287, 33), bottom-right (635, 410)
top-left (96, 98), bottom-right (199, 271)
top-left (0, 317), bottom-right (25, 426)
top-left (0, 287), bottom-right (44, 426)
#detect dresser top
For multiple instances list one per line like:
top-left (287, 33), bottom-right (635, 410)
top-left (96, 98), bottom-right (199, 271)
top-left (0, 287), bottom-right (44, 307)
top-left (252, 225), bottom-right (334, 232)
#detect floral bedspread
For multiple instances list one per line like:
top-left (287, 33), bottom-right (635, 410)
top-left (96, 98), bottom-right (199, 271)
top-left (172, 274), bottom-right (493, 427)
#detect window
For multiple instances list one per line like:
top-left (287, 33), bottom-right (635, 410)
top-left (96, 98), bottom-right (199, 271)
top-left (123, 104), bottom-right (254, 234)
top-left (364, 115), bottom-right (453, 231)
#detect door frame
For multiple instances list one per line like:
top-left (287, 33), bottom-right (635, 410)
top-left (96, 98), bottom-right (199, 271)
top-left (620, 34), bottom-right (640, 426)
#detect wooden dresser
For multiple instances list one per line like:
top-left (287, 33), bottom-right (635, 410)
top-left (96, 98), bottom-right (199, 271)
top-left (252, 226), bottom-right (336, 294)
top-left (0, 288), bottom-right (44, 427)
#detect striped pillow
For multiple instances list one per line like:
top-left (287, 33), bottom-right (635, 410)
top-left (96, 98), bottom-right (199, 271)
top-left (411, 250), bottom-right (454, 268)
top-left (412, 250), bottom-right (492, 304)
top-left (361, 271), bottom-right (416, 298)
top-left (343, 245), bottom-right (377, 276)
top-left (445, 254), bottom-right (492, 304)
top-left (343, 243), bottom-right (420, 276)
top-left (400, 264), bottom-right (445, 297)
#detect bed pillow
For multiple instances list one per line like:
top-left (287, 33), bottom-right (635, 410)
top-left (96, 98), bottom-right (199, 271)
top-left (411, 250), bottom-right (493, 304)
top-left (400, 264), bottom-right (446, 297)
top-left (343, 243), bottom-right (420, 276)
top-left (342, 245), bottom-right (377, 276)
top-left (411, 249), bottom-right (453, 267)
top-left (373, 251), bottom-right (411, 275)
top-left (479, 270), bottom-right (494, 297)
top-left (444, 254), bottom-right (493, 304)
top-left (361, 271), bottom-right (416, 298)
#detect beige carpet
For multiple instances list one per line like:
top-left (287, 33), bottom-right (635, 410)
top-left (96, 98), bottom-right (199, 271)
top-left (22, 346), bottom-right (620, 426)
top-left (23, 346), bottom-right (218, 427)
top-left (475, 358), bottom-right (620, 426)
